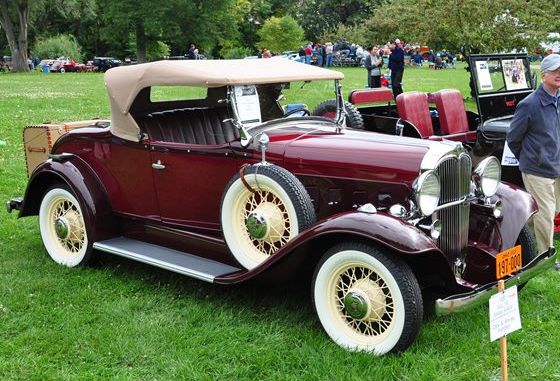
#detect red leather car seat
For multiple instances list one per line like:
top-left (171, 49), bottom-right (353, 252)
top-left (431, 89), bottom-right (469, 135)
top-left (395, 92), bottom-right (433, 138)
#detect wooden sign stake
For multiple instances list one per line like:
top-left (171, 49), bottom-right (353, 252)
top-left (498, 280), bottom-right (508, 381)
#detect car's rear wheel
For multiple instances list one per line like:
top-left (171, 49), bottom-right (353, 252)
top-left (312, 99), bottom-right (364, 130)
top-left (39, 186), bottom-right (92, 267)
top-left (221, 165), bottom-right (315, 270)
top-left (312, 242), bottom-right (423, 355)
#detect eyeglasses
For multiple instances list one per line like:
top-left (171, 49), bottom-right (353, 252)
top-left (544, 68), bottom-right (560, 75)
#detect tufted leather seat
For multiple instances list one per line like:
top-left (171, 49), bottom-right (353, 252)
top-left (395, 92), bottom-right (434, 138)
top-left (137, 108), bottom-right (239, 145)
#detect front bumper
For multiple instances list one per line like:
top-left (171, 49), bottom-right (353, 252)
top-left (435, 247), bottom-right (557, 316)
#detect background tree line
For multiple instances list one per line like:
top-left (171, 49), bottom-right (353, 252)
top-left (1, 0), bottom-right (558, 72)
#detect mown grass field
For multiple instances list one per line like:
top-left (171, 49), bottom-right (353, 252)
top-left (0, 63), bottom-right (558, 381)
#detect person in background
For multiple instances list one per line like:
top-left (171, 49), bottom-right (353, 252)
top-left (364, 45), bottom-right (383, 88)
top-left (304, 44), bottom-right (313, 64)
top-left (388, 38), bottom-right (405, 97)
top-left (315, 43), bottom-right (324, 67)
top-left (187, 44), bottom-right (197, 60)
top-left (325, 42), bottom-right (334, 67)
top-left (506, 53), bottom-right (560, 267)
top-left (298, 46), bottom-right (306, 63)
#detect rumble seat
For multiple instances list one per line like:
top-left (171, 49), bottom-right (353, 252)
top-left (138, 108), bottom-right (239, 145)
top-left (395, 92), bottom-right (434, 138)
top-left (431, 89), bottom-right (476, 141)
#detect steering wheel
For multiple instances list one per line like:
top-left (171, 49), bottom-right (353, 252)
top-left (284, 108), bottom-right (310, 117)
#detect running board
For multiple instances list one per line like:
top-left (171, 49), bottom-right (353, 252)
top-left (93, 237), bottom-right (242, 283)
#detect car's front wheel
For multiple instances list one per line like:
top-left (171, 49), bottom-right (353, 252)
top-left (312, 242), bottom-right (423, 355)
top-left (39, 186), bottom-right (92, 267)
top-left (221, 165), bottom-right (315, 270)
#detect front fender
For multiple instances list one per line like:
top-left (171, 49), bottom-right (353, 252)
top-left (216, 211), bottom-right (444, 283)
top-left (19, 156), bottom-right (116, 242)
top-left (470, 182), bottom-right (536, 252)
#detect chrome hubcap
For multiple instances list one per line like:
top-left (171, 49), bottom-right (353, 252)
top-left (54, 217), bottom-right (69, 239)
top-left (246, 212), bottom-right (268, 239)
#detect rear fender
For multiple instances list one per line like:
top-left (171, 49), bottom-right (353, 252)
top-left (19, 156), bottom-right (116, 241)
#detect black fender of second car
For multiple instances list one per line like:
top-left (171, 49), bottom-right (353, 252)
top-left (19, 155), bottom-right (116, 242)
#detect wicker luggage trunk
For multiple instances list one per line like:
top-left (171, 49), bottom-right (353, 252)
top-left (23, 120), bottom-right (109, 175)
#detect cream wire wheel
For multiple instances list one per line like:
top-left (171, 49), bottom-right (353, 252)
top-left (39, 187), bottom-right (91, 267)
top-left (221, 165), bottom-right (315, 270)
top-left (312, 242), bottom-right (423, 355)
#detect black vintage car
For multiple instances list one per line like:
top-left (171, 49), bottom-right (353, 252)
top-left (313, 53), bottom-right (537, 189)
top-left (92, 56), bottom-right (121, 72)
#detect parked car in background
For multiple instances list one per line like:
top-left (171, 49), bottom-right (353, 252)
top-left (92, 56), bottom-right (121, 72)
top-left (0, 56), bottom-right (34, 71)
top-left (7, 59), bottom-right (555, 355)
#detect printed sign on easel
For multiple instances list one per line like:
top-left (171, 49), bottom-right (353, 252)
top-left (234, 85), bottom-right (262, 127)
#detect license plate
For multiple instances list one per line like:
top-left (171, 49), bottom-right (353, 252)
top-left (496, 245), bottom-right (522, 279)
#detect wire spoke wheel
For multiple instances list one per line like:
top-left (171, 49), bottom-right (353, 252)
top-left (222, 165), bottom-right (315, 270)
top-left (313, 242), bottom-right (423, 355)
top-left (39, 187), bottom-right (91, 267)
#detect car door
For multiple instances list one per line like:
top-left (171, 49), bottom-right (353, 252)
top-left (150, 142), bottom-right (238, 231)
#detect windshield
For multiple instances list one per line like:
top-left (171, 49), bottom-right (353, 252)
top-left (471, 56), bottom-right (531, 95)
top-left (230, 79), bottom-right (339, 125)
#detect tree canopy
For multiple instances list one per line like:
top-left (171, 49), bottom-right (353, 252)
top-left (0, 0), bottom-right (557, 71)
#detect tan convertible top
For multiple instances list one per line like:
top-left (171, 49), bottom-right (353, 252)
top-left (105, 59), bottom-right (344, 141)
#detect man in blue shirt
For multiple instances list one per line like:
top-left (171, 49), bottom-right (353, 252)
top-left (507, 54), bottom-right (560, 265)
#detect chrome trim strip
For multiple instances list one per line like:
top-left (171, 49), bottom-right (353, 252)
top-left (433, 197), bottom-right (467, 212)
top-left (435, 248), bottom-right (557, 315)
top-left (92, 242), bottom-right (216, 283)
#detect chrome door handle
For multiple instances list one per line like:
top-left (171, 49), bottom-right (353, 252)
top-left (152, 160), bottom-right (165, 170)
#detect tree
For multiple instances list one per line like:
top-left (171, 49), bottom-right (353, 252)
top-left (0, 0), bottom-right (30, 71)
top-left (298, 0), bottom-right (380, 42)
top-left (369, 0), bottom-right (551, 55)
top-left (32, 34), bottom-right (83, 61)
top-left (258, 15), bottom-right (304, 53)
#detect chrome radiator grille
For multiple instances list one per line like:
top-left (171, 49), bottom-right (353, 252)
top-left (435, 154), bottom-right (471, 264)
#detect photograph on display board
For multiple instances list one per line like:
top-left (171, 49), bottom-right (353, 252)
top-left (502, 59), bottom-right (528, 91)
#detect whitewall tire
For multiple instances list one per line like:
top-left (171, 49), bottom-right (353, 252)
top-left (312, 242), bottom-right (423, 355)
top-left (221, 165), bottom-right (315, 270)
top-left (39, 186), bottom-right (91, 267)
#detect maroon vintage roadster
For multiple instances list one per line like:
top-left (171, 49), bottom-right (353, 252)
top-left (7, 59), bottom-right (556, 355)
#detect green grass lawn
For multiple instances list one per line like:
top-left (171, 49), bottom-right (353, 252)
top-left (1, 65), bottom-right (559, 381)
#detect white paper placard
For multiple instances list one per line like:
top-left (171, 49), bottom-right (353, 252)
top-left (489, 285), bottom-right (522, 342)
top-left (234, 85), bottom-right (261, 127)
top-left (476, 61), bottom-right (493, 91)
top-left (501, 142), bottom-right (519, 166)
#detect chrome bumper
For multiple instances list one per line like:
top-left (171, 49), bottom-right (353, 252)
top-left (435, 248), bottom-right (557, 316)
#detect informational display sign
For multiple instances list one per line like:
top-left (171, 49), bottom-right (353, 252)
top-left (501, 142), bottom-right (519, 166)
top-left (489, 285), bottom-right (522, 342)
top-left (476, 61), bottom-right (493, 91)
top-left (502, 59), bottom-right (529, 91)
top-left (234, 85), bottom-right (262, 127)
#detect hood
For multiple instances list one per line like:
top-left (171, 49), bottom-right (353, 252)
top-left (253, 119), bottom-right (460, 186)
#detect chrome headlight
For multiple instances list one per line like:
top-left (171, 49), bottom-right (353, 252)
top-left (473, 157), bottom-right (501, 197)
top-left (413, 170), bottom-right (440, 216)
